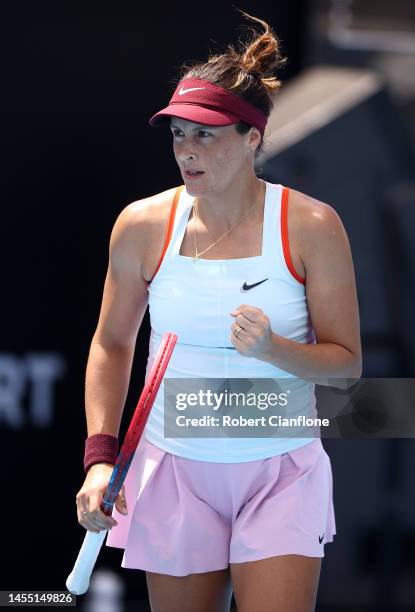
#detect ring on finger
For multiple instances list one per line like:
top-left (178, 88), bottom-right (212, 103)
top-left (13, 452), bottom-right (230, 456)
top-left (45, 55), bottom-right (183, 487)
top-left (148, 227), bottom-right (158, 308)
top-left (234, 326), bottom-right (243, 339)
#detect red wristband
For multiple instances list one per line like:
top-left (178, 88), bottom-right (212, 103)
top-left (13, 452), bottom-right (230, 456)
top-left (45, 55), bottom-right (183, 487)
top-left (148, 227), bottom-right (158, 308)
top-left (84, 433), bottom-right (119, 473)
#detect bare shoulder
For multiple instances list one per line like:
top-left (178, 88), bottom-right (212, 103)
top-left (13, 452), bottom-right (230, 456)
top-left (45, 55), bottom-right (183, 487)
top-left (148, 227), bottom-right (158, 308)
top-left (110, 185), bottom-right (181, 282)
top-left (287, 186), bottom-right (353, 285)
top-left (289, 189), bottom-right (342, 233)
top-left (287, 188), bottom-right (346, 254)
top-left (289, 187), bottom-right (341, 227)
top-left (114, 185), bottom-right (179, 234)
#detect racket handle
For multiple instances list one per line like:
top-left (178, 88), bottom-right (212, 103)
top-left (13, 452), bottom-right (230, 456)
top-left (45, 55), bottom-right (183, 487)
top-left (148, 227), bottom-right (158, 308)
top-left (66, 528), bottom-right (107, 595)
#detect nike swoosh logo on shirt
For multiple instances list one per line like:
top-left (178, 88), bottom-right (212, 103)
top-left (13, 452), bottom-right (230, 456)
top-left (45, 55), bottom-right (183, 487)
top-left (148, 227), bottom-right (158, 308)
top-left (240, 278), bottom-right (269, 292)
top-left (178, 86), bottom-right (206, 95)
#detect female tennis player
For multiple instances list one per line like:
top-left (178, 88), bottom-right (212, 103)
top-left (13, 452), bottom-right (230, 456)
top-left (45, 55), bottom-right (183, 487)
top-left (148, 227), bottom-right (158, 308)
top-left (75, 10), bottom-right (361, 612)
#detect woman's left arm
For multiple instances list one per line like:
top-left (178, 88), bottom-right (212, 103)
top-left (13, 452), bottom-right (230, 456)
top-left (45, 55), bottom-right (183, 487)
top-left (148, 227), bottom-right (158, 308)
top-left (230, 197), bottom-right (362, 388)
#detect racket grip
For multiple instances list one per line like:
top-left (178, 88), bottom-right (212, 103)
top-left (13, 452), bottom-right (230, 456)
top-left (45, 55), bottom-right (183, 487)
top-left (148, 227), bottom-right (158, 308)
top-left (66, 528), bottom-right (107, 595)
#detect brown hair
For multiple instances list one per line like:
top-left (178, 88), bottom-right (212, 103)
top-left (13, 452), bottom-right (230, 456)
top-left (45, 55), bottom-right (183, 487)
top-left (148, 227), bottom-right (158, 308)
top-left (176, 8), bottom-right (287, 157)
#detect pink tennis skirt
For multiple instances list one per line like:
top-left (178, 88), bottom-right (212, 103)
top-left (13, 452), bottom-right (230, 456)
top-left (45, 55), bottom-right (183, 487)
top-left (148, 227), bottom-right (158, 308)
top-left (105, 435), bottom-right (336, 576)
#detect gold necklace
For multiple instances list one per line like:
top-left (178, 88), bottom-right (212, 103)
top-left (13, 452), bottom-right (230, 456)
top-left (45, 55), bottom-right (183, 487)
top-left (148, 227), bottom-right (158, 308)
top-left (191, 180), bottom-right (264, 263)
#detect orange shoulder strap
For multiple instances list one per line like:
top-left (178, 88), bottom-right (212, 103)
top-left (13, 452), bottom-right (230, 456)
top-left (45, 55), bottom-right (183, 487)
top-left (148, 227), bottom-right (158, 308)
top-left (150, 185), bottom-right (185, 283)
top-left (281, 186), bottom-right (306, 285)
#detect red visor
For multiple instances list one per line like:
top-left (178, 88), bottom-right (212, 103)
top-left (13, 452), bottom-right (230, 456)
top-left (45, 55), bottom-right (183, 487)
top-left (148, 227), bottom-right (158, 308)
top-left (149, 78), bottom-right (267, 136)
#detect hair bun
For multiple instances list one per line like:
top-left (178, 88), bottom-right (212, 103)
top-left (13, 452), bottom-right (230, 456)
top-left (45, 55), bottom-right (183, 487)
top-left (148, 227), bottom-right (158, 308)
top-left (247, 68), bottom-right (261, 79)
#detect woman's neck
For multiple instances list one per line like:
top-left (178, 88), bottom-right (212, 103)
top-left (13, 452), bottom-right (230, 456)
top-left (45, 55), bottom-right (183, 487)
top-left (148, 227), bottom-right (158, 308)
top-left (193, 176), bottom-right (264, 232)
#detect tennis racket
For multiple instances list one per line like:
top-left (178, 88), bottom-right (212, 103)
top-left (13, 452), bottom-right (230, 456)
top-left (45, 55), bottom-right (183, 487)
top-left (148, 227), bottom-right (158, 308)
top-left (66, 331), bottom-right (177, 595)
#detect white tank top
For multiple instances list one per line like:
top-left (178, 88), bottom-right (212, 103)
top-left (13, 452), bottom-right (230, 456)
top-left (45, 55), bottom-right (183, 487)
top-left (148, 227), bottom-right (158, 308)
top-left (143, 180), bottom-right (319, 462)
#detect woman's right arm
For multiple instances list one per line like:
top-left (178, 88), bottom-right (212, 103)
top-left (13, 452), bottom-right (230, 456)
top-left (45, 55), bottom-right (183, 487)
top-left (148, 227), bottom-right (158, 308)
top-left (76, 199), bottom-right (153, 532)
top-left (85, 202), bottom-right (152, 439)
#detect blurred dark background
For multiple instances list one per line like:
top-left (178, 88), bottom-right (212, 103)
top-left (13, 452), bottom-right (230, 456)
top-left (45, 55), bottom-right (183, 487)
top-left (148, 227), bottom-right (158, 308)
top-left (1, 1), bottom-right (415, 610)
